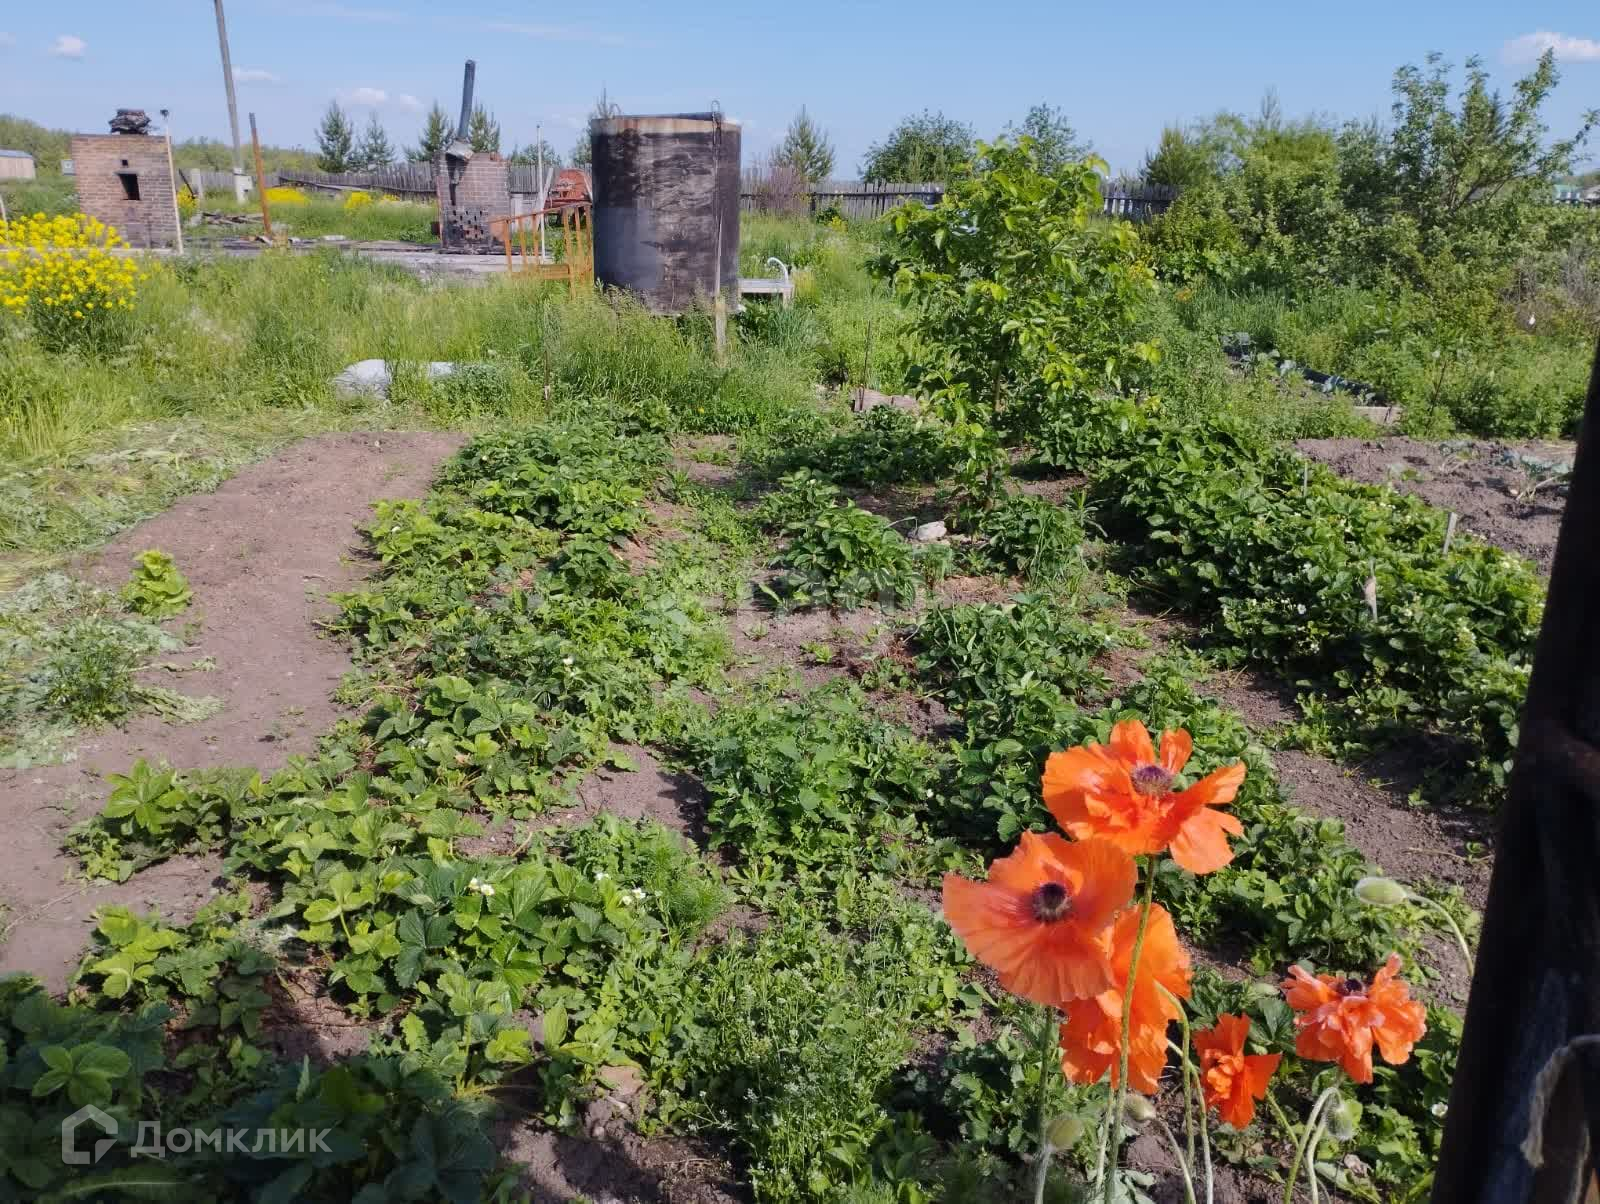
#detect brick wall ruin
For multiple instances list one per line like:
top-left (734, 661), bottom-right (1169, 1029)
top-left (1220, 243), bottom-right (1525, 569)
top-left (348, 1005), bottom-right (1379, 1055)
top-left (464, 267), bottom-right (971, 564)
top-left (434, 151), bottom-right (510, 252)
top-left (70, 133), bottom-right (179, 250)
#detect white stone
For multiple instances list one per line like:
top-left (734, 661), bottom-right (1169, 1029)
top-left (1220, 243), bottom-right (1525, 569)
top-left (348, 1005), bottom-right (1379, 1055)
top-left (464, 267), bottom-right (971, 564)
top-left (332, 359), bottom-right (392, 399)
top-left (333, 359), bottom-right (466, 399)
top-left (911, 520), bottom-right (947, 542)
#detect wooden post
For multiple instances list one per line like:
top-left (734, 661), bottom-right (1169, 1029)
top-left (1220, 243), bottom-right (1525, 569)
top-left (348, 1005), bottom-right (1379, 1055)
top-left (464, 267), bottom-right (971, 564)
top-left (162, 110), bottom-right (184, 255)
top-left (249, 112), bottom-right (272, 240)
top-left (1432, 338), bottom-right (1600, 1204)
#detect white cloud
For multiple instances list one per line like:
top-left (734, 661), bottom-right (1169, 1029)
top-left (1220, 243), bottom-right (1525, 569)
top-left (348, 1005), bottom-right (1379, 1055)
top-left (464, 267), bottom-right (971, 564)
top-left (234, 68), bottom-right (280, 84)
top-left (480, 21), bottom-right (625, 45)
top-left (337, 87), bottom-right (423, 113)
top-left (339, 86), bottom-right (390, 107)
top-left (49, 34), bottom-right (86, 59)
top-left (1503, 30), bottom-right (1600, 65)
top-left (0, 32), bottom-right (17, 49)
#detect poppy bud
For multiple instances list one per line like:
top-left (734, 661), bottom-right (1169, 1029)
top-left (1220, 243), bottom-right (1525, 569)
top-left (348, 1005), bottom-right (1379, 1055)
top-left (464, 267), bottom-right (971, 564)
top-left (1047, 1114), bottom-right (1084, 1148)
top-left (1122, 1094), bottom-right (1157, 1124)
top-left (1326, 1094), bottom-right (1360, 1141)
top-left (1354, 876), bottom-right (1408, 907)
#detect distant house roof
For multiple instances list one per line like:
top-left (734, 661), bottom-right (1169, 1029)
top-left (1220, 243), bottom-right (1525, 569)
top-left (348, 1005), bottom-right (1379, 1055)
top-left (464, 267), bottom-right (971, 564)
top-left (0, 149), bottom-right (35, 159)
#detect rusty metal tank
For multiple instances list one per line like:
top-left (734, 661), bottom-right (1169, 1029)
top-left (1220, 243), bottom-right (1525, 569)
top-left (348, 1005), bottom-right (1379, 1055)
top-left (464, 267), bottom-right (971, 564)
top-left (590, 113), bottom-right (741, 314)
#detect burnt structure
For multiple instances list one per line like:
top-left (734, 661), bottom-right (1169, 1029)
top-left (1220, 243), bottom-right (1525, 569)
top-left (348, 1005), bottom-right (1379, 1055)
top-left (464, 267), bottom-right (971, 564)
top-left (434, 60), bottom-right (509, 253)
top-left (590, 113), bottom-right (740, 314)
top-left (70, 111), bottom-right (178, 249)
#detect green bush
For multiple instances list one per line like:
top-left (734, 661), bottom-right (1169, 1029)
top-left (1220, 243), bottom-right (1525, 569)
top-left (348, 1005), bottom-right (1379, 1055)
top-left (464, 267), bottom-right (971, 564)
top-left (968, 492), bottom-right (1087, 581)
top-left (761, 405), bottom-right (958, 488)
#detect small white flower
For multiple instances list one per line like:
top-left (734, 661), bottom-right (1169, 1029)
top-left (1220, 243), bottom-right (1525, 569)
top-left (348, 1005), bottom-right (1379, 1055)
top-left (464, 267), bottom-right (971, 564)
top-left (594, 871), bottom-right (610, 882)
top-left (1430, 1102), bottom-right (1448, 1119)
top-left (618, 893), bottom-right (634, 906)
top-left (631, 887), bottom-right (646, 900)
top-left (391, 526), bottom-right (400, 533)
top-left (479, 883), bottom-right (496, 898)
top-left (924, 789), bottom-right (934, 799)
top-left (562, 656), bottom-right (574, 666)
top-left (468, 877), bottom-right (480, 890)
top-left (1296, 604), bottom-right (1307, 614)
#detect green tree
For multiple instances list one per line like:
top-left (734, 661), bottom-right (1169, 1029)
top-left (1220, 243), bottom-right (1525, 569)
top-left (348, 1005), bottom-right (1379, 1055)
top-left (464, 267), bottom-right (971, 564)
top-left (570, 89), bottom-right (620, 169)
top-left (1380, 50), bottom-right (1596, 233)
top-left (873, 141), bottom-right (1158, 497)
top-left (408, 102), bottom-right (451, 163)
top-left (1001, 103), bottom-right (1090, 175)
top-left (0, 114), bottom-right (72, 172)
top-left (862, 110), bottom-right (975, 183)
top-left (315, 101), bottom-right (355, 173)
top-left (1142, 124), bottom-right (1224, 188)
top-left (355, 112), bottom-right (395, 170)
top-left (467, 106), bottom-right (501, 154)
top-left (508, 139), bottom-right (562, 169)
top-left (776, 106), bottom-right (835, 184)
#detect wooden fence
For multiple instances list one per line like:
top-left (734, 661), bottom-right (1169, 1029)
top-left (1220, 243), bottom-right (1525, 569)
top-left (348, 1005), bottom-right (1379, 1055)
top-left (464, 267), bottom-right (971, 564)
top-left (738, 170), bottom-right (1180, 222)
top-left (188, 162), bottom-right (562, 199)
top-left (186, 164), bottom-right (1181, 222)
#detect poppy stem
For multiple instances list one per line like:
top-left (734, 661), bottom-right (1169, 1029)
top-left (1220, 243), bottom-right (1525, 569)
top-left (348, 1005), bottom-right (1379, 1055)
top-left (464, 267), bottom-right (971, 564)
top-left (1168, 1002), bottom-right (1212, 1204)
top-left (1154, 1111), bottom-right (1199, 1204)
top-left (1101, 861), bottom-right (1157, 1204)
top-left (1408, 890), bottom-right (1474, 970)
top-left (1282, 1085), bottom-right (1340, 1204)
top-left (1032, 1003), bottom-right (1056, 1204)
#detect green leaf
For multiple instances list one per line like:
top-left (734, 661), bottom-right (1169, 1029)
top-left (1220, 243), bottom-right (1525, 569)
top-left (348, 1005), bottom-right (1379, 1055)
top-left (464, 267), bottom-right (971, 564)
top-left (542, 1004), bottom-right (569, 1049)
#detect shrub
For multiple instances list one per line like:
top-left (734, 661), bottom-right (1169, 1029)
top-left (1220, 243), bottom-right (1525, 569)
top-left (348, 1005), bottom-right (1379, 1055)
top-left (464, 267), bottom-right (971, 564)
top-left (968, 492), bottom-right (1087, 581)
top-left (770, 500), bottom-right (921, 610)
top-left (0, 212), bottom-right (148, 347)
top-left (762, 405), bottom-right (958, 488)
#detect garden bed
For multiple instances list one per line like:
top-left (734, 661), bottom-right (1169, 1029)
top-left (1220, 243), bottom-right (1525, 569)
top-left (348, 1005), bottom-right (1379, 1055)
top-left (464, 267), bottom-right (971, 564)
top-left (1296, 437), bottom-right (1575, 573)
top-left (0, 431), bottom-right (462, 989)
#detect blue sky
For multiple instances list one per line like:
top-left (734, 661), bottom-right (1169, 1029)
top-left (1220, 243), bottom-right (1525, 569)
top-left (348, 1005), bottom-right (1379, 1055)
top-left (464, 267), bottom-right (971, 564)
top-left (1, 2), bottom-right (1597, 175)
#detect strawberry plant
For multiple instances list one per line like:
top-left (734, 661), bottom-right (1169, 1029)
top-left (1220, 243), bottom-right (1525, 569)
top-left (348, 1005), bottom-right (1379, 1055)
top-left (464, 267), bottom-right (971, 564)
top-left (120, 549), bottom-right (193, 618)
top-left (769, 499), bottom-right (922, 610)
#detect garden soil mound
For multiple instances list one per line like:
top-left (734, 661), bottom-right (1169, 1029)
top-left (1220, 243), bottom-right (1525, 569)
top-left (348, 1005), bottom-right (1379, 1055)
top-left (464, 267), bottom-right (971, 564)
top-left (0, 431), bottom-right (463, 991)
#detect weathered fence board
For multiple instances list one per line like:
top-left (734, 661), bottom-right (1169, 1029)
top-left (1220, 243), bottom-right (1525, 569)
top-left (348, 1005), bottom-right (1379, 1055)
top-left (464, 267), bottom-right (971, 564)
top-left (737, 170), bottom-right (1179, 221)
top-left (187, 163), bottom-right (1179, 222)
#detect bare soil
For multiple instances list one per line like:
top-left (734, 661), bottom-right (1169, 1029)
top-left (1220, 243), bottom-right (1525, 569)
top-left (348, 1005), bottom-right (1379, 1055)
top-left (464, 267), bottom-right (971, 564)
top-left (1297, 436), bottom-right (1575, 572)
top-left (496, 1120), bottom-right (743, 1203)
top-left (0, 431), bottom-right (463, 991)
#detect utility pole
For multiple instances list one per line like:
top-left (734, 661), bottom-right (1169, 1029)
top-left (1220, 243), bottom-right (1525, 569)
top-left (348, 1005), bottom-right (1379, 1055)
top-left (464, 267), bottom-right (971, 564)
top-left (212, 0), bottom-right (248, 202)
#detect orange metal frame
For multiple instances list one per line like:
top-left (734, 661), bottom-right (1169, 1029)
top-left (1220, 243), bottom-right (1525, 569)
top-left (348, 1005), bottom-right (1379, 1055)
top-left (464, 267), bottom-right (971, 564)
top-left (488, 203), bottom-right (594, 294)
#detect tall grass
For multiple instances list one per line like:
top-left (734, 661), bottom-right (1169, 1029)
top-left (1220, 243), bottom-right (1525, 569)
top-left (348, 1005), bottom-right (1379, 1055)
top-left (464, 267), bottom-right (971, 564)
top-left (0, 223), bottom-right (897, 567)
top-left (1172, 281), bottom-right (1594, 438)
top-left (0, 176), bottom-right (76, 220)
top-left (190, 193), bottom-right (436, 244)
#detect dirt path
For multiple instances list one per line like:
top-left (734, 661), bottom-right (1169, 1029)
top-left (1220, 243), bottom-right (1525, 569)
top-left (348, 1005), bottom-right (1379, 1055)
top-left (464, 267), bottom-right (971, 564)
top-left (0, 431), bottom-right (463, 991)
top-left (1297, 436), bottom-right (1574, 572)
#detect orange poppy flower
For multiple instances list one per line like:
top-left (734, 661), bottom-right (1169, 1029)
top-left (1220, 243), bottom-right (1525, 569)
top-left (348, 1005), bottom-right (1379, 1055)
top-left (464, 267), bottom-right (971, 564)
top-left (942, 833), bottom-right (1136, 1006)
top-left (1059, 903), bottom-right (1191, 1093)
top-left (1194, 1013), bottom-right (1282, 1129)
top-left (1042, 719), bottom-right (1246, 874)
top-left (1281, 954), bottom-right (1427, 1084)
